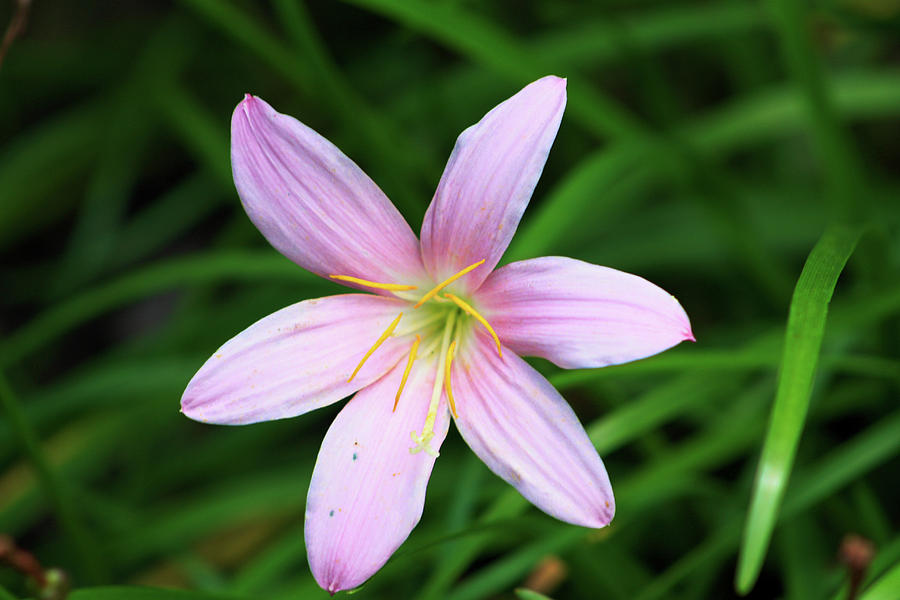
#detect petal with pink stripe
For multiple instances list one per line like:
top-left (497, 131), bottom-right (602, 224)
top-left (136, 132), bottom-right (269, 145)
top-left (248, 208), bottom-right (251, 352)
top-left (232, 95), bottom-right (426, 292)
top-left (305, 359), bottom-right (449, 593)
top-left (181, 294), bottom-right (409, 424)
top-left (451, 333), bottom-right (614, 528)
top-left (420, 76), bottom-right (567, 293)
top-left (476, 256), bottom-right (694, 369)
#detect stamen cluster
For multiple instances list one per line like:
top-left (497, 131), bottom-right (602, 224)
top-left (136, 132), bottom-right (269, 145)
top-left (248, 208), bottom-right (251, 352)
top-left (337, 259), bottom-right (502, 456)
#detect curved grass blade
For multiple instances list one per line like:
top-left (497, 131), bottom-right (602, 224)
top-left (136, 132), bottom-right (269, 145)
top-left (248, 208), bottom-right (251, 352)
top-left (69, 587), bottom-right (250, 600)
top-left (642, 408), bottom-right (900, 600)
top-left (0, 375), bottom-right (105, 583)
top-left (736, 224), bottom-right (862, 593)
top-left (857, 562), bottom-right (900, 600)
top-left (340, 0), bottom-right (642, 139)
top-left (515, 589), bottom-right (555, 600)
top-left (0, 252), bottom-right (318, 369)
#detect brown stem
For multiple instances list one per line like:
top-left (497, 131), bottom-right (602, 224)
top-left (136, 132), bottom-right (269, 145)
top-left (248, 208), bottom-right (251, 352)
top-left (839, 534), bottom-right (875, 600)
top-left (0, 534), bottom-right (47, 587)
top-left (0, 0), bottom-right (32, 68)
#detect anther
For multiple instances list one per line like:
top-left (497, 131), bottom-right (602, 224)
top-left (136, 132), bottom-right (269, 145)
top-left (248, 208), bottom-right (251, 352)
top-left (444, 340), bottom-right (458, 418)
top-left (329, 274), bottom-right (417, 292)
top-left (414, 259), bottom-right (485, 308)
top-left (393, 335), bottom-right (421, 412)
top-left (347, 313), bottom-right (403, 382)
top-left (444, 293), bottom-right (502, 357)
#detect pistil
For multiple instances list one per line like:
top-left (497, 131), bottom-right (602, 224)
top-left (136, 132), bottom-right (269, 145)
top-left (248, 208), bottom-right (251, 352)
top-left (410, 309), bottom-right (457, 456)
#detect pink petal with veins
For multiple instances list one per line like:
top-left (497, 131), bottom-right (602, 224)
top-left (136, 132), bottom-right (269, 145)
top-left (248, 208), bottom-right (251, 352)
top-left (181, 294), bottom-right (409, 424)
top-left (232, 95), bottom-right (426, 292)
top-left (420, 76), bottom-right (567, 293)
top-left (452, 333), bottom-right (615, 528)
top-left (306, 359), bottom-right (449, 593)
top-left (477, 256), bottom-right (694, 369)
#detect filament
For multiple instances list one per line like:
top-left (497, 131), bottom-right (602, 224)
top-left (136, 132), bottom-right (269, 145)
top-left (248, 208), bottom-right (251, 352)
top-left (329, 274), bottom-right (417, 292)
top-left (444, 340), bottom-right (458, 418)
top-left (393, 335), bottom-right (421, 412)
top-left (443, 293), bottom-right (502, 357)
top-left (414, 259), bottom-right (485, 308)
top-left (347, 312), bottom-right (403, 382)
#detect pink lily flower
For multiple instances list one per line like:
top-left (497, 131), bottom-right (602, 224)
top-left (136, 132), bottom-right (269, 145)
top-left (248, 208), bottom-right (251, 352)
top-left (181, 76), bottom-right (693, 594)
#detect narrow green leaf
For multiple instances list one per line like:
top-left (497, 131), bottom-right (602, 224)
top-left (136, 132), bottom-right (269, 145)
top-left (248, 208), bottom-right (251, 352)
top-left (736, 224), bottom-right (861, 593)
top-left (0, 375), bottom-right (105, 583)
top-left (340, 0), bottom-right (642, 139)
top-left (0, 103), bottom-right (103, 249)
top-left (0, 252), bottom-right (319, 369)
top-left (0, 584), bottom-right (17, 600)
top-left (178, 0), bottom-right (314, 98)
top-left (532, 4), bottom-right (764, 69)
top-left (765, 0), bottom-right (865, 218)
top-left (641, 409), bottom-right (900, 600)
top-left (181, 0), bottom-right (428, 217)
top-left (69, 587), bottom-right (248, 600)
top-left (155, 84), bottom-right (231, 187)
top-left (515, 590), bottom-right (555, 600)
top-left (860, 563), bottom-right (900, 600)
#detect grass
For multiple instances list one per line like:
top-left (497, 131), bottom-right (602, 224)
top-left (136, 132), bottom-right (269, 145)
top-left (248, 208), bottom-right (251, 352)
top-left (1, 1), bottom-right (898, 599)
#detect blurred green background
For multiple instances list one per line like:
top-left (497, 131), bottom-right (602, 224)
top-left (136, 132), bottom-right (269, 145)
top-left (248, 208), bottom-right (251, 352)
top-left (1, 1), bottom-right (899, 599)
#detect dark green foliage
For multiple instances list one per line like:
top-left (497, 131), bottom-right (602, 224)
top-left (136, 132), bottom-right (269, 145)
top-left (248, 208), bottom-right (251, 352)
top-left (1, 1), bottom-right (899, 599)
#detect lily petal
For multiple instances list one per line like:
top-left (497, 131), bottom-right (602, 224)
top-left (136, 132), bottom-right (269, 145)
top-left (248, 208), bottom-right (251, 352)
top-left (452, 333), bottom-right (614, 528)
top-left (181, 294), bottom-right (409, 424)
top-left (232, 95), bottom-right (426, 291)
top-left (476, 256), bottom-right (694, 369)
top-left (420, 76), bottom-right (567, 292)
top-left (306, 359), bottom-right (449, 593)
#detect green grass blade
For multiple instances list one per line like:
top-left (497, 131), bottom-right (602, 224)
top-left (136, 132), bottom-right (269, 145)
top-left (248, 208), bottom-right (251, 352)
top-left (515, 589), bottom-right (555, 600)
top-left (340, 0), bottom-right (642, 139)
top-left (765, 0), bottom-right (864, 217)
top-left (155, 84), bottom-right (231, 187)
top-left (0, 375), bottom-right (106, 583)
top-left (859, 562), bottom-right (900, 600)
top-left (736, 225), bottom-right (862, 593)
top-left (0, 103), bottom-right (103, 249)
top-left (0, 252), bottom-right (318, 369)
top-left (69, 587), bottom-right (249, 600)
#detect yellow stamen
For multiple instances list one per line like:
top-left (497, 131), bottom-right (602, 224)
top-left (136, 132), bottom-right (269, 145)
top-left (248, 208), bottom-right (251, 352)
top-left (329, 274), bottom-right (417, 292)
top-left (444, 340), bottom-right (458, 418)
top-left (444, 293), bottom-right (502, 357)
top-left (413, 259), bottom-right (485, 308)
top-left (393, 335), bottom-right (420, 412)
top-left (347, 313), bottom-right (403, 382)
top-left (409, 310), bottom-right (457, 456)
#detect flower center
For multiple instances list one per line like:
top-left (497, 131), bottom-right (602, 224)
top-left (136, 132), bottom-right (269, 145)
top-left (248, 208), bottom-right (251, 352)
top-left (329, 259), bottom-right (502, 457)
